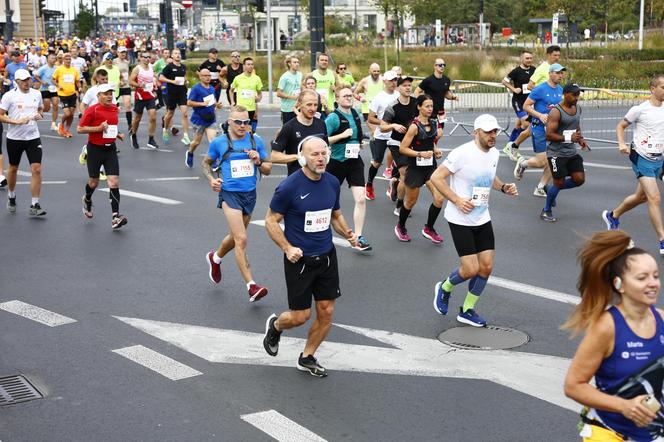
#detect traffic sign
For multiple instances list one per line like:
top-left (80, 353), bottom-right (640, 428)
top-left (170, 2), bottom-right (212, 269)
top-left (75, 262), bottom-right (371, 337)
top-left (182, 0), bottom-right (193, 7)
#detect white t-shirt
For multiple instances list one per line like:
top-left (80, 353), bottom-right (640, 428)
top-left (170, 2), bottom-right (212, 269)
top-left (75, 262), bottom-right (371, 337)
top-left (0, 88), bottom-right (43, 140)
top-left (625, 100), bottom-right (664, 161)
top-left (82, 85), bottom-right (117, 107)
top-left (369, 90), bottom-right (399, 140)
top-left (443, 140), bottom-right (500, 226)
top-left (71, 57), bottom-right (88, 74)
top-left (26, 52), bottom-right (44, 69)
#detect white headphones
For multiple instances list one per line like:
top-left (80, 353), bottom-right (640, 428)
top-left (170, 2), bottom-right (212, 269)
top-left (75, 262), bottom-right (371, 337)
top-left (613, 277), bottom-right (622, 291)
top-left (297, 135), bottom-right (330, 167)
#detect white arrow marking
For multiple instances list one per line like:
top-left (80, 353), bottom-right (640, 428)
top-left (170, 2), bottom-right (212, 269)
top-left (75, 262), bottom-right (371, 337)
top-left (241, 410), bottom-right (327, 442)
top-left (0, 300), bottom-right (77, 327)
top-left (98, 188), bottom-right (182, 205)
top-left (112, 345), bottom-right (202, 380)
top-left (114, 316), bottom-right (577, 411)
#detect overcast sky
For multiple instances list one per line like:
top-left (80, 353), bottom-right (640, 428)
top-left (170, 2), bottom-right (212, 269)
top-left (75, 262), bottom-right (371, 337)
top-left (47, 0), bottom-right (129, 18)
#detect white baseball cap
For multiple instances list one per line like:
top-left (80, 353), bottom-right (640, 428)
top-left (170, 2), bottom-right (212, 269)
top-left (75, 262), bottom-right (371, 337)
top-left (14, 69), bottom-right (31, 81)
top-left (473, 114), bottom-right (501, 132)
top-left (383, 70), bottom-right (398, 81)
top-left (117, 46), bottom-right (127, 52)
top-left (97, 83), bottom-right (115, 94)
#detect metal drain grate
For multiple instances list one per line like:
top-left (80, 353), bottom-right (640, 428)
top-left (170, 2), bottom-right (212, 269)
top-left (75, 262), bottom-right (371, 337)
top-left (438, 325), bottom-right (530, 350)
top-left (0, 375), bottom-right (43, 406)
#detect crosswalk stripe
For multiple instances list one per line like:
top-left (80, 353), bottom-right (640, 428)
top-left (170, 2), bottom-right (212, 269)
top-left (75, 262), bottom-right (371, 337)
top-left (98, 188), bottom-right (183, 205)
top-left (0, 300), bottom-right (77, 327)
top-left (112, 345), bottom-right (202, 380)
top-left (241, 410), bottom-right (327, 442)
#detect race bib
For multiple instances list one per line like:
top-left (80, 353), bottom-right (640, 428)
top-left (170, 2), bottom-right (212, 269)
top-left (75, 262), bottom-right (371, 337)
top-left (304, 209), bottom-right (332, 233)
top-left (316, 88), bottom-right (328, 102)
top-left (203, 94), bottom-right (216, 106)
top-left (345, 143), bottom-right (360, 159)
top-left (63, 74), bottom-right (74, 83)
top-left (143, 82), bottom-right (153, 92)
top-left (471, 186), bottom-right (491, 207)
top-left (210, 72), bottom-right (219, 80)
top-left (48, 85), bottom-right (57, 93)
top-left (103, 124), bottom-right (118, 139)
top-left (416, 155), bottom-right (433, 166)
top-left (230, 159), bottom-right (254, 178)
top-left (240, 89), bottom-right (255, 99)
top-left (522, 84), bottom-right (530, 94)
top-left (646, 137), bottom-right (664, 154)
top-left (174, 76), bottom-right (185, 86)
top-left (563, 129), bottom-right (576, 143)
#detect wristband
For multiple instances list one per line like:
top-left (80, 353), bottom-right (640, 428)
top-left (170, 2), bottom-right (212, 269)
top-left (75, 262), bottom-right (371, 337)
top-left (501, 184), bottom-right (507, 194)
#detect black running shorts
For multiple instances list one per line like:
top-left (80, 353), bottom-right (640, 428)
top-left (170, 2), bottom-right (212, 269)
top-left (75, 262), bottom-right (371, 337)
top-left (134, 98), bottom-right (156, 114)
top-left (6, 138), bottom-right (42, 166)
top-left (405, 163), bottom-right (436, 188)
top-left (547, 154), bottom-right (584, 180)
top-left (448, 221), bottom-right (495, 257)
top-left (284, 247), bottom-right (341, 311)
top-left (166, 89), bottom-right (187, 109)
top-left (87, 143), bottom-right (120, 178)
top-left (118, 87), bottom-right (132, 97)
top-left (370, 138), bottom-right (389, 163)
top-left (326, 157), bottom-right (365, 188)
top-left (59, 94), bottom-right (77, 109)
top-left (388, 143), bottom-right (409, 168)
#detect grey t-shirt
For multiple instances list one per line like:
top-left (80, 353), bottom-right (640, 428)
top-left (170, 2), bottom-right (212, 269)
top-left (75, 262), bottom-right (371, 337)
top-left (547, 104), bottom-right (581, 157)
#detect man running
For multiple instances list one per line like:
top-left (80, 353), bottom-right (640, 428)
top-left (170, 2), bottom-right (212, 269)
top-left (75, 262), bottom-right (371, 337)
top-left (160, 49), bottom-right (190, 145)
top-left (336, 63), bottom-right (355, 88)
top-left (220, 51), bottom-right (243, 107)
top-left (501, 50), bottom-right (535, 161)
top-left (153, 48), bottom-right (170, 108)
top-left (114, 46), bottom-right (133, 134)
top-left (34, 52), bottom-right (59, 131)
top-left (325, 86), bottom-right (372, 252)
top-left (262, 136), bottom-right (357, 377)
top-left (52, 53), bottom-right (79, 138)
top-left (540, 83), bottom-right (589, 222)
top-left (70, 45), bottom-right (88, 95)
top-left (198, 48), bottom-right (225, 102)
top-left (128, 51), bottom-right (159, 150)
top-left (415, 57), bottom-right (458, 125)
top-left (0, 69), bottom-right (46, 215)
top-left (430, 114), bottom-right (518, 327)
top-left (310, 53), bottom-right (339, 114)
top-left (354, 63), bottom-right (382, 133)
top-left (202, 106), bottom-right (272, 300)
top-left (602, 73), bottom-right (664, 253)
top-left (185, 69), bottom-right (223, 167)
top-left (230, 57), bottom-right (262, 133)
top-left (276, 55), bottom-right (302, 124)
top-left (77, 84), bottom-right (128, 229)
top-left (513, 63), bottom-right (566, 198)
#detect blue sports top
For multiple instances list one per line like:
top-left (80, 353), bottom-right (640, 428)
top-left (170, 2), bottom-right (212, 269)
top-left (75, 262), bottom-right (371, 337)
top-left (206, 133), bottom-right (267, 192)
top-left (528, 82), bottom-right (563, 127)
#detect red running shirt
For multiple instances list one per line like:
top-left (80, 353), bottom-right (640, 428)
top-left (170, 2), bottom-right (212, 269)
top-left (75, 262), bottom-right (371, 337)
top-left (80, 103), bottom-right (120, 145)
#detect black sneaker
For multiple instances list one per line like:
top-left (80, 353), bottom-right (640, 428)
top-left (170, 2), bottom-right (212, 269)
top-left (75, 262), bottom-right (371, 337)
top-left (7, 196), bottom-right (16, 213)
top-left (29, 203), bottom-right (46, 216)
top-left (147, 137), bottom-right (159, 149)
top-left (112, 213), bottom-right (128, 230)
top-left (262, 314), bottom-right (281, 356)
top-left (0, 177), bottom-right (7, 188)
top-left (297, 353), bottom-right (327, 377)
top-left (131, 133), bottom-right (139, 149)
top-left (82, 195), bottom-right (93, 219)
top-left (539, 209), bottom-right (557, 222)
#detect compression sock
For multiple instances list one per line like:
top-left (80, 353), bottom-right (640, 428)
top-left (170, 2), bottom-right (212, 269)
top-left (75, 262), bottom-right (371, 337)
top-left (426, 204), bottom-right (442, 229)
top-left (544, 184), bottom-right (560, 212)
top-left (509, 128), bottom-right (519, 142)
top-left (442, 268), bottom-right (467, 292)
top-left (462, 293), bottom-right (481, 312)
top-left (398, 206), bottom-right (411, 228)
top-left (396, 199), bottom-right (403, 209)
top-left (562, 177), bottom-right (578, 190)
top-left (468, 275), bottom-right (488, 297)
top-left (367, 164), bottom-right (379, 185)
top-left (85, 184), bottom-right (95, 200)
top-left (126, 112), bottom-right (132, 128)
top-left (109, 187), bottom-right (120, 213)
top-left (251, 120), bottom-right (258, 133)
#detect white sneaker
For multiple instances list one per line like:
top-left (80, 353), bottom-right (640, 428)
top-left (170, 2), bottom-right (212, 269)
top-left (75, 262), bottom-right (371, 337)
top-left (533, 186), bottom-right (547, 197)
top-left (181, 134), bottom-right (191, 146)
top-left (50, 122), bottom-right (58, 131)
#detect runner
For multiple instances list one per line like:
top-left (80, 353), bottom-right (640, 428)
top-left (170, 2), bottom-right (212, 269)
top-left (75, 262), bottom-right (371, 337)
top-left (310, 53), bottom-right (339, 114)
top-left (513, 63), bottom-right (566, 198)
top-left (414, 57), bottom-right (458, 125)
top-left (220, 51), bottom-right (243, 107)
top-left (202, 106), bottom-right (272, 300)
top-left (430, 114), bottom-right (518, 327)
top-left (153, 48), bottom-right (170, 109)
top-left (276, 55), bottom-right (302, 124)
top-left (230, 57), bottom-right (262, 133)
top-left (5, 51), bottom-right (27, 82)
top-left (112, 46), bottom-right (133, 133)
top-left (354, 63), bottom-right (382, 135)
top-left (325, 86), bottom-right (372, 252)
top-left (185, 69), bottom-right (223, 168)
top-left (563, 230), bottom-right (662, 441)
top-left (128, 51), bottom-right (159, 150)
top-left (270, 89), bottom-right (328, 176)
top-left (52, 52), bottom-right (79, 138)
top-left (336, 63), bottom-right (355, 88)
top-left (602, 73), bottom-right (664, 254)
top-left (365, 70), bottom-right (399, 200)
top-left (34, 53), bottom-right (59, 131)
top-left (198, 48), bottom-right (225, 102)
top-left (79, 68), bottom-right (117, 165)
top-left (70, 45), bottom-right (88, 95)
top-left (160, 49), bottom-right (190, 145)
top-left (77, 83), bottom-right (128, 229)
top-left (540, 83), bottom-right (589, 222)
top-left (501, 50), bottom-right (535, 161)
top-left (0, 69), bottom-right (46, 216)
top-left (262, 136), bottom-right (358, 377)
top-left (395, 94), bottom-right (445, 244)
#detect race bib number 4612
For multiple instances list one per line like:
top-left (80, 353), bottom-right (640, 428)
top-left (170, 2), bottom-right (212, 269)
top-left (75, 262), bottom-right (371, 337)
top-left (304, 209), bottom-right (332, 233)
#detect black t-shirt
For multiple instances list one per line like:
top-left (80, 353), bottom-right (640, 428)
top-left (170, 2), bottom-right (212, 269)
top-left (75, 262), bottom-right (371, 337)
top-left (199, 59), bottom-right (226, 84)
top-left (382, 97), bottom-right (418, 143)
top-left (162, 63), bottom-right (188, 94)
top-left (506, 65), bottom-right (536, 104)
top-left (272, 117), bottom-right (329, 175)
top-left (418, 74), bottom-right (451, 114)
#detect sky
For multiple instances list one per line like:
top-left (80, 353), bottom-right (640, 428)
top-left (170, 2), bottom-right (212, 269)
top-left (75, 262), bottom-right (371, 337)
top-left (46, 0), bottom-right (129, 18)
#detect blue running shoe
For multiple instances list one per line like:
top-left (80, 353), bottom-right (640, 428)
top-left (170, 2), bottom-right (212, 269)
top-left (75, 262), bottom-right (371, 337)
top-left (456, 307), bottom-right (487, 327)
top-left (602, 210), bottom-right (620, 230)
top-left (185, 151), bottom-right (194, 168)
top-left (659, 240), bottom-right (664, 256)
top-left (433, 282), bottom-right (451, 315)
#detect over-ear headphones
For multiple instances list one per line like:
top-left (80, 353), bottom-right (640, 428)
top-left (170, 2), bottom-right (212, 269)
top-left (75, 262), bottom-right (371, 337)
top-left (297, 135), bottom-right (330, 167)
top-left (613, 277), bottom-right (622, 291)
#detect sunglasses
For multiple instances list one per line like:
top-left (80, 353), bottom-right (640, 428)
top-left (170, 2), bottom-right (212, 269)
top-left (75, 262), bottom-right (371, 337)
top-left (141, 55), bottom-right (149, 58)
top-left (340, 94), bottom-right (353, 98)
top-left (230, 119), bottom-right (251, 126)
top-left (231, 54), bottom-right (240, 58)
top-left (338, 67), bottom-right (346, 70)
top-left (435, 63), bottom-right (446, 67)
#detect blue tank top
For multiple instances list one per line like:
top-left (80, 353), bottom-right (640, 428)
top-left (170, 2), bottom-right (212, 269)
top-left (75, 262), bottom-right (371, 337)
top-left (593, 306), bottom-right (664, 440)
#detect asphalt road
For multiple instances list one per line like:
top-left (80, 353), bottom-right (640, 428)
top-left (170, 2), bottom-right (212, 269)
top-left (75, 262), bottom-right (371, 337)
top-left (0, 105), bottom-right (656, 442)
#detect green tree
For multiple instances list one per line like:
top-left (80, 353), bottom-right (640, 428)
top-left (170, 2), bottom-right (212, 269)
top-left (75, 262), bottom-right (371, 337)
top-left (75, 0), bottom-right (95, 38)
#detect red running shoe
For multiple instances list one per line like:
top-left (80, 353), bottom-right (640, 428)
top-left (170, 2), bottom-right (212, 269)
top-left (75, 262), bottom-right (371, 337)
top-left (365, 184), bottom-right (375, 200)
top-left (207, 251), bottom-right (221, 284)
top-left (248, 284), bottom-right (268, 302)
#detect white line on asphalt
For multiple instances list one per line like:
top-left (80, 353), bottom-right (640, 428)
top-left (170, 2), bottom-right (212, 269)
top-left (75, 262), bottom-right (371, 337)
top-left (0, 300), bottom-right (77, 327)
top-left (583, 161), bottom-right (631, 170)
top-left (112, 345), bottom-right (202, 380)
top-left (249, 220), bottom-right (350, 248)
top-left (17, 170), bottom-right (31, 177)
top-left (488, 276), bottom-right (580, 305)
top-left (135, 177), bottom-right (199, 182)
top-left (40, 134), bottom-right (64, 140)
top-left (98, 188), bottom-right (183, 205)
top-left (137, 147), bottom-right (175, 153)
top-left (15, 180), bottom-right (68, 185)
top-left (241, 410), bottom-right (327, 442)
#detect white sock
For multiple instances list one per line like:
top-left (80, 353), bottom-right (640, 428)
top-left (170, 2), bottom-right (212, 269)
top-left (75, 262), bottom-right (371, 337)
top-left (8, 190), bottom-right (16, 198)
top-left (0, 174), bottom-right (5, 181)
top-left (246, 280), bottom-right (256, 290)
top-left (212, 252), bottom-right (222, 264)
top-left (31, 197), bottom-right (39, 205)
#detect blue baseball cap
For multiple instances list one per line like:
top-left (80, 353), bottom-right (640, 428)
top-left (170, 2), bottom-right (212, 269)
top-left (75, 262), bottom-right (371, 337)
top-left (549, 63), bottom-right (566, 73)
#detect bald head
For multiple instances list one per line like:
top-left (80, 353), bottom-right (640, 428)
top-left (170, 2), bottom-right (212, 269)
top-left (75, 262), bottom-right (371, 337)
top-left (369, 63), bottom-right (380, 80)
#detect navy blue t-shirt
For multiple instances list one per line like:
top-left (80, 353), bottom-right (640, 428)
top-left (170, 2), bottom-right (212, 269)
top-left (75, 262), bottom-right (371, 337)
top-left (189, 83), bottom-right (216, 126)
top-left (270, 170), bottom-right (341, 256)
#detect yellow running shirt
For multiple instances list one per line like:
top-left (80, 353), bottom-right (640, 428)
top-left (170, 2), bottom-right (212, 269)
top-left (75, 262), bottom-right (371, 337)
top-left (231, 73), bottom-right (263, 111)
top-left (52, 65), bottom-right (79, 97)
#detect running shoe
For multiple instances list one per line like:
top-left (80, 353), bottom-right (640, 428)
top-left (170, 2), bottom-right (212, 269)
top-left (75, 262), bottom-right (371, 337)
top-left (50, 121), bottom-right (58, 131)
top-left (456, 307), bottom-right (487, 327)
top-left (365, 183), bottom-right (375, 201)
top-left (131, 133), bottom-right (139, 149)
top-left (79, 146), bottom-right (88, 165)
top-left (7, 197), bottom-right (16, 213)
top-left (433, 281), bottom-right (451, 315)
top-left (206, 251), bottom-right (221, 283)
top-left (513, 156), bottom-right (527, 180)
top-left (386, 180), bottom-right (393, 199)
top-left (533, 186), bottom-right (547, 197)
top-left (602, 210), bottom-right (620, 230)
top-left (660, 240), bottom-right (664, 256)
top-left (394, 224), bottom-right (411, 242)
top-left (382, 168), bottom-right (392, 179)
top-left (162, 128), bottom-right (170, 142)
top-left (111, 213), bottom-right (128, 230)
top-left (502, 142), bottom-right (521, 162)
top-left (64, 129), bottom-right (73, 138)
top-left (297, 353), bottom-right (327, 377)
top-left (248, 284), bottom-right (268, 302)
top-left (99, 170), bottom-right (107, 181)
top-left (539, 209), bottom-right (557, 222)
top-left (353, 235), bottom-right (372, 252)
top-left (147, 137), bottom-right (159, 149)
top-left (181, 134), bottom-right (191, 146)
top-left (29, 203), bottom-right (46, 216)
top-left (390, 179), bottom-right (399, 201)
top-left (393, 207), bottom-right (400, 216)
top-left (0, 176), bottom-right (7, 188)
top-left (82, 196), bottom-right (93, 219)
top-left (57, 123), bottom-right (66, 137)
top-left (262, 314), bottom-right (281, 356)
top-left (185, 151), bottom-right (194, 168)
top-left (421, 226), bottom-right (443, 244)
top-left (171, 127), bottom-right (179, 136)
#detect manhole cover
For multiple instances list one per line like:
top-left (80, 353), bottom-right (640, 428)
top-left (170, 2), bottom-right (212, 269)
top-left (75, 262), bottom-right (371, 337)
top-left (438, 325), bottom-right (530, 350)
top-left (0, 375), bottom-right (43, 406)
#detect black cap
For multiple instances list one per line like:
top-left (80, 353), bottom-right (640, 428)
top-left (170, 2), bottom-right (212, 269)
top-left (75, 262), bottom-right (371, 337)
top-left (563, 83), bottom-right (583, 94)
top-left (11, 51), bottom-right (20, 57)
top-left (397, 76), bottom-right (414, 85)
top-left (209, 48), bottom-right (218, 53)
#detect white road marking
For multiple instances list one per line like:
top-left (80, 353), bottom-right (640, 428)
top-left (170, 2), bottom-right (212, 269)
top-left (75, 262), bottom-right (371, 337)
top-left (241, 410), bottom-right (327, 442)
top-left (115, 316), bottom-right (577, 411)
top-left (17, 170), bottom-right (31, 177)
top-left (112, 345), bottom-right (202, 380)
top-left (135, 176), bottom-right (199, 182)
top-left (0, 300), bottom-right (77, 327)
top-left (40, 134), bottom-right (65, 140)
top-left (488, 276), bottom-right (580, 305)
top-left (583, 161), bottom-right (631, 170)
top-left (15, 180), bottom-right (68, 185)
top-left (249, 220), bottom-right (350, 248)
top-left (98, 188), bottom-right (183, 205)
top-left (137, 147), bottom-right (175, 153)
